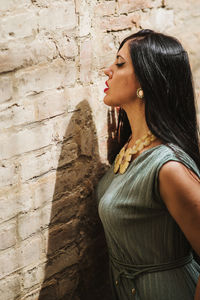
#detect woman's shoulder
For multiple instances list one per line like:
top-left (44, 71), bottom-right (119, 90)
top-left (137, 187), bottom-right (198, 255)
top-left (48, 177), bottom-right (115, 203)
top-left (152, 142), bottom-right (200, 179)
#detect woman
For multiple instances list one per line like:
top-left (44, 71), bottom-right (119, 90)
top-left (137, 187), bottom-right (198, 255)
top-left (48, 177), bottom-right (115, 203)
top-left (96, 29), bottom-right (200, 299)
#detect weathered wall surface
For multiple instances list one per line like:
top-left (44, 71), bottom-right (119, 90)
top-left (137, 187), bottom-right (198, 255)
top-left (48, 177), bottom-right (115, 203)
top-left (0, 0), bottom-right (199, 299)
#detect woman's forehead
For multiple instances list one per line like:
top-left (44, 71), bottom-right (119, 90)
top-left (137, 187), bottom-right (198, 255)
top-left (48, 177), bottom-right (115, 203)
top-left (117, 41), bottom-right (131, 61)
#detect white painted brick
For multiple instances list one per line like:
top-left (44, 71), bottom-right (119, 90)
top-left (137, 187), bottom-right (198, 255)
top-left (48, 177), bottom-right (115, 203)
top-left (0, 184), bottom-right (33, 224)
top-left (55, 36), bottom-right (78, 59)
top-left (0, 236), bottom-right (44, 280)
top-left (30, 172), bottom-right (56, 209)
top-left (79, 10), bottom-right (91, 36)
top-left (0, 36), bottom-right (57, 73)
top-left (0, 221), bottom-right (17, 251)
top-left (22, 264), bottom-right (45, 289)
top-left (0, 101), bottom-right (35, 130)
top-left (0, 248), bottom-right (19, 279)
top-left (0, 0), bottom-right (31, 12)
top-left (15, 58), bottom-right (76, 97)
top-left (0, 161), bottom-right (18, 188)
top-left (93, 33), bottom-right (116, 69)
top-left (65, 86), bottom-right (91, 112)
top-left (0, 122), bottom-right (54, 160)
top-left (140, 8), bottom-right (174, 32)
top-left (0, 75), bottom-right (13, 103)
top-left (80, 39), bottom-right (92, 83)
top-left (34, 89), bottom-right (67, 121)
top-left (117, 0), bottom-right (162, 13)
top-left (0, 10), bottom-right (37, 42)
top-left (94, 2), bottom-right (116, 17)
top-left (20, 148), bottom-right (54, 182)
top-left (0, 274), bottom-right (21, 300)
top-left (18, 183), bottom-right (34, 214)
top-left (18, 236), bottom-right (44, 270)
top-left (0, 89), bottom-right (67, 130)
top-left (38, 2), bottom-right (77, 31)
top-left (21, 289), bottom-right (41, 300)
top-left (0, 190), bottom-right (18, 224)
top-left (18, 204), bottom-right (52, 240)
top-left (20, 141), bottom-right (78, 182)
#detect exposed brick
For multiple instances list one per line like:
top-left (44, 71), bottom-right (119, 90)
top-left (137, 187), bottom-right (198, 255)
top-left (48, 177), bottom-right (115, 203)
top-left (58, 270), bottom-right (78, 298)
top-left (45, 245), bottom-right (79, 279)
top-left (43, 220), bottom-right (80, 256)
top-left (50, 192), bottom-right (81, 224)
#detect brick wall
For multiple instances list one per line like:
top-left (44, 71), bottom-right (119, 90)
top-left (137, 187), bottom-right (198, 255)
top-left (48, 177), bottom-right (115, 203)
top-left (0, 0), bottom-right (199, 299)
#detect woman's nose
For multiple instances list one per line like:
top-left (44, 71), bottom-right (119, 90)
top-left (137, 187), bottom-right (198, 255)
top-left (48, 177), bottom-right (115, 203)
top-left (104, 68), bottom-right (113, 79)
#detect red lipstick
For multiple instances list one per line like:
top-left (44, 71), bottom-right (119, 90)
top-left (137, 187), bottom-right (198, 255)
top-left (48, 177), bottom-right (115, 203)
top-left (104, 81), bottom-right (109, 93)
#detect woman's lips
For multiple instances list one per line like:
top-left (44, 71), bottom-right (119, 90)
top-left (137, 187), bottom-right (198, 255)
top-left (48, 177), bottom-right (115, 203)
top-left (104, 81), bottom-right (109, 93)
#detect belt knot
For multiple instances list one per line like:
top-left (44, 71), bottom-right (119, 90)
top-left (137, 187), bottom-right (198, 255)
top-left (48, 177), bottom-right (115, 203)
top-left (109, 252), bottom-right (193, 284)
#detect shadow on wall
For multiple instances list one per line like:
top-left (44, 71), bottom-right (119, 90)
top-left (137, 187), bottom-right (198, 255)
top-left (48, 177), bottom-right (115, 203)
top-left (37, 100), bottom-right (117, 300)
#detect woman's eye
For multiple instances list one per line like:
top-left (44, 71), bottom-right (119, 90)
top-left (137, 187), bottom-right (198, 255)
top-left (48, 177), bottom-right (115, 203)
top-left (116, 63), bottom-right (125, 67)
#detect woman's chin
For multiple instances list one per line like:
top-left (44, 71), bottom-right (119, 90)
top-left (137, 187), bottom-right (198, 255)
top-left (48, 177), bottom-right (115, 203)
top-left (103, 96), bottom-right (112, 106)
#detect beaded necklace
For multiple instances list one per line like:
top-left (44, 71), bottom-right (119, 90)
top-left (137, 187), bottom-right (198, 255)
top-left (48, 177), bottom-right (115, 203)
top-left (114, 131), bottom-right (157, 174)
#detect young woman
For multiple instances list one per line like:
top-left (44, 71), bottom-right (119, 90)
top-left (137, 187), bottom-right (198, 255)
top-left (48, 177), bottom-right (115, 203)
top-left (96, 29), bottom-right (200, 299)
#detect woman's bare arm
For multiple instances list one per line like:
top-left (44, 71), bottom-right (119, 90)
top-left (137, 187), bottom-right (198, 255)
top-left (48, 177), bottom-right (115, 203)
top-left (159, 161), bottom-right (200, 299)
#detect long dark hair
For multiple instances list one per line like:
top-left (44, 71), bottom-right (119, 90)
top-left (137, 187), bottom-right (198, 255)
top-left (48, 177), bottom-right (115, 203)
top-left (116, 29), bottom-right (200, 172)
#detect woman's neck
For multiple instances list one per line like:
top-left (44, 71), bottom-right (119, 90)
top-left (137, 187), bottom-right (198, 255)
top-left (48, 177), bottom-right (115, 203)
top-left (122, 101), bottom-right (163, 149)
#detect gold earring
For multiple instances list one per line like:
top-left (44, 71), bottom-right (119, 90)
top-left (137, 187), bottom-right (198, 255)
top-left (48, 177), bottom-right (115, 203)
top-left (136, 88), bottom-right (144, 99)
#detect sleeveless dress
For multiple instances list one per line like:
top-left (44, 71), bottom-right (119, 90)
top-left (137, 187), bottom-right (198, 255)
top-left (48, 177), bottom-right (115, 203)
top-left (95, 143), bottom-right (200, 300)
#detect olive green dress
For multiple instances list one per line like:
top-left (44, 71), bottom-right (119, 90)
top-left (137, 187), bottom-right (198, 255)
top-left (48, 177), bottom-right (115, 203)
top-left (96, 143), bottom-right (200, 300)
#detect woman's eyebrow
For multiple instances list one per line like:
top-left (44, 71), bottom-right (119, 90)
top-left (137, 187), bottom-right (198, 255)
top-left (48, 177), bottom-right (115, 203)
top-left (116, 54), bottom-right (125, 60)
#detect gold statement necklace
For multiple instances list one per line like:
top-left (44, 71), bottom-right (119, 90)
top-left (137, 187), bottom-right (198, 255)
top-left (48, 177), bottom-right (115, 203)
top-left (114, 131), bottom-right (157, 174)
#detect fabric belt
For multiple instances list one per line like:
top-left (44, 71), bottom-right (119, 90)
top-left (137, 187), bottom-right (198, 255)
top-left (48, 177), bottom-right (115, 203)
top-left (109, 252), bottom-right (193, 284)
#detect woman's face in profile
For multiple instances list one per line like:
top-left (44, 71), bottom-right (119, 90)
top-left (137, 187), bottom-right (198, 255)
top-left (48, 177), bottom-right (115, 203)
top-left (103, 41), bottom-right (140, 108)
